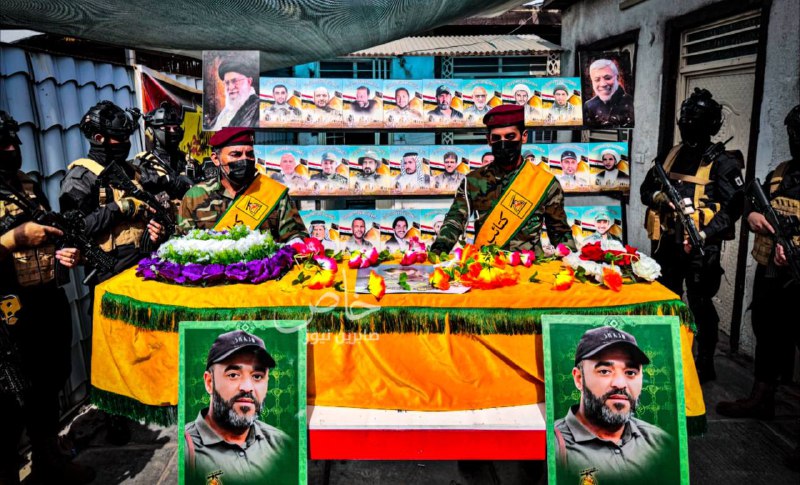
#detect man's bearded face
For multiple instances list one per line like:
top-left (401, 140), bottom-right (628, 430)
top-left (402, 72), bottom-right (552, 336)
top-left (562, 157), bottom-right (578, 175)
top-left (394, 220), bottom-right (408, 239)
top-left (473, 88), bottom-right (487, 109)
top-left (224, 72), bottom-right (252, 106)
top-left (403, 156), bottom-right (417, 174)
top-left (312, 224), bottom-right (326, 240)
top-left (273, 87), bottom-right (288, 104)
top-left (314, 90), bottom-right (329, 108)
top-left (280, 153), bottom-right (296, 175)
top-left (443, 156), bottom-right (458, 174)
top-left (321, 158), bottom-right (335, 175)
top-left (578, 347), bottom-right (643, 430)
top-left (396, 90), bottom-right (410, 109)
top-left (591, 67), bottom-right (619, 102)
top-left (515, 90), bottom-right (529, 106)
top-left (602, 154), bottom-right (617, 170)
top-left (356, 89), bottom-right (369, 107)
top-left (352, 219), bottom-right (366, 239)
top-left (437, 93), bottom-right (451, 110)
top-left (362, 158), bottom-right (377, 175)
top-left (208, 352), bottom-right (268, 433)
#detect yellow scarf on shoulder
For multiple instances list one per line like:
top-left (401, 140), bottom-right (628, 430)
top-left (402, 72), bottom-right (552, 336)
top-left (213, 174), bottom-right (287, 231)
top-left (474, 162), bottom-right (556, 248)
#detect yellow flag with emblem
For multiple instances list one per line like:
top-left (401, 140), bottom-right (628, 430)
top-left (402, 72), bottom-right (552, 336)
top-left (213, 174), bottom-right (287, 231)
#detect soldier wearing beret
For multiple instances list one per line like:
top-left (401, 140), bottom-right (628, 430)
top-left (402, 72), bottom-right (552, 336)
top-left (178, 128), bottom-right (308, 244)
top-left (553, 326), bottom-right (672, 483)
top-left (184, 330), bottom-right (290, 485)
top-left (209, 59), bottom-right (260, 130)
top-left (431, 105), bottom-right (574, 255)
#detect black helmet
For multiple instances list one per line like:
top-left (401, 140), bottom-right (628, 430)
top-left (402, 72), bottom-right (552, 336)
top-left (678, 88), bottom-right (723, 140)
top-left (79, 100), bottom-right (140, 140)
top-left (144, 101), bottom-right (183, 128)
top-left (0, 110), bottom-right (21, 146)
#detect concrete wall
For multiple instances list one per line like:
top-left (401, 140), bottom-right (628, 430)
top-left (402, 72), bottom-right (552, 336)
top-left (559, 0), bottom-right (800, 356)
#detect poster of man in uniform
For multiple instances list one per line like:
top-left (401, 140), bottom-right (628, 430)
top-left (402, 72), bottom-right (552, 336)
top-left (389, 146), bottom-right (432, 193)
top-left (339, 209), bottom-right (381, 251)
top-left (580, 51), bottom-right (636, 129)
top-left (564, 205), bottom-right (624, 248)
top-left (461, 79), bottom-right (501, 128)
top-left (543, 315), bottom-right (688, 485)
top-left (259, 77), bottom-right (303, 128)
top-left (429, 145), bottom-right (468, 193)
top-left (349, 146), bottom-right (390, 194)
top-left (383, 80), bottom-right (425, 128)
top-left (306, 146), bottom-right (349, 195)
top-left (419, 208), bottom-right (448, 246)
top-left (300, 210), bottom-right (340, 251)
top-left (540, 78), bottom-right (583, 126)
top-left (549, 144), bottom-right (591, 191)
top-left (259, 146), bottom-right (309, 194)
top-left (300, 78), bottom-right (343, 128)
top-left (381, 209), bottom-right (419, 252)
top-left (424, 80), bottom-right (465, 128)
top-left (587, 142), bottom-right (631, 191)
top-left (502, 79), bottom-right (541, 126)
top-left (343, 80), bottom-right (383, 128)
top-left (178, 320), bottom-right (307, 485)
top-left (521, 144), bottom-right (549, 171)
top-left (467, 145), bottom-right (495, 170)
top-left (203, 51), bottom-right (260, 130)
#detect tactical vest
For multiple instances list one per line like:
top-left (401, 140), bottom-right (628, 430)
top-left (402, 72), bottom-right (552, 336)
top-left (0, 172), bottom-right (56, 287)
top-left (645, 145), bottom-right (718, 240)
top-left (751, 162), bottom-right (800, 265)
top-left (68, 158), bottom-right (146, 252)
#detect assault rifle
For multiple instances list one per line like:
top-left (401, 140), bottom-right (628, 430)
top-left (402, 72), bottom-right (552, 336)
top-left (0, 178), bottom-right (116, 284)
top-left (747, 178), bottom-right (800, 283)
top-left (0, 295), bottom-right (28, 407)
top-left (100, 161), bottom-right (176, 253)
top-left (136, 151), bottom-right (194, 190)
top-left (701, 136), bottom-right (734, 166)
top-left (653, 160), bottom-right (706, 255)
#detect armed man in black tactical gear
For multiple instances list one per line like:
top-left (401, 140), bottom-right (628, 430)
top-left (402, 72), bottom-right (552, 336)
top-left (0, 111), bottom-right (94, 484)
top-left (59, 100), bottom-right (164, 283)
top-left (716, 106), bottom-right (800, 448)
top-left (132, 101), bottom-right (194, 204)
top-left (640, 88), bottom-right (745, 383)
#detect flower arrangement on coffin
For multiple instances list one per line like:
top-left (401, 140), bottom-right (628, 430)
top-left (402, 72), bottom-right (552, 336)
top-left (288, 238), bottom-right (342, 289)
top-left (429, 244), bottom-right (521, 290)
top-left (136, 226), bottom-right (296, 285)
top-left (558, 240), bottom-right (662, 292)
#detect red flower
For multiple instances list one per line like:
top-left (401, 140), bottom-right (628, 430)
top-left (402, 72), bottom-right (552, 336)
top-left (580, 242), bottom-right (605, 262)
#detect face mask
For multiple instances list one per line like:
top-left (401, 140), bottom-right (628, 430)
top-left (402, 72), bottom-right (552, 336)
top-left (0, 148), bottom-right (22, 177)
top-left (223, 158), bottom-right (256, 187)
top-left (491, 140), bottom-right (523, 169)
top-left (104, 140), bottom-right (132, 163)
top-left (156, 127), bottom-right (183, 152)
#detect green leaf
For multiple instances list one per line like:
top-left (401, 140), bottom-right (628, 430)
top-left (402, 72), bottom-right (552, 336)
top-left (528, 271), bottom-right (540, 283)
top-left (398, 273), bottom-right (411, 291)
top-left (333, 281), bottom-right (345, 292)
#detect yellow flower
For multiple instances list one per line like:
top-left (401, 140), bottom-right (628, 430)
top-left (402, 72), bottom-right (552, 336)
top-left (368, 270), bottom-right (386, 301)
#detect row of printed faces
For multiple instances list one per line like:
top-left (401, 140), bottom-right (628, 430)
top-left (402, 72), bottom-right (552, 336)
top-left (255, 142), bottom-right (631, 196)
top-left (251, 77), bottom-right (583, 129)
top-left (300, 205), bottom-right (624, 253)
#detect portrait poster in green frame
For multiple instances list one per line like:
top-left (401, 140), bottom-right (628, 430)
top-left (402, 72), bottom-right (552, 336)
top-left (178, 320), bottom-right (307, 485)
top-left (543, 315), bottom-right (689, 485)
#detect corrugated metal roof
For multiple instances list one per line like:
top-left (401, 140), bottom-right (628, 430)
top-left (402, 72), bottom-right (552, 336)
top-left (0, 45), bottom-right (144, 413)
top-left (346, 34), bottom-right (562, 57)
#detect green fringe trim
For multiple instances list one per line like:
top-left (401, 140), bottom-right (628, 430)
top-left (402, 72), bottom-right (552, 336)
top-left (91, 386), bottom-right (176, 426)
top-left (100, 291), bottom-right (695, 335)
top-left (686, 414), bottom-right (707, 436)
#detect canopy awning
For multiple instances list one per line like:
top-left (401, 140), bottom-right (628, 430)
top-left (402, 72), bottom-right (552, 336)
top-left (346, 34), bottom-right (562, 57)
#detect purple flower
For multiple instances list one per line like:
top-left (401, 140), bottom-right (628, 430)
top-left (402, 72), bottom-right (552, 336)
top-left (182, 263), bottom-right (205, 284)
top-left (136, 259), bottom-right (159, 280)
top-left (159, 262), bottom-right (185, 283)
top-left (247, 259), bottom-right (269, 283)
top-left (203, 264), bottom-right (225, 282)
top-left (225, 262), bottom-right (249, 281)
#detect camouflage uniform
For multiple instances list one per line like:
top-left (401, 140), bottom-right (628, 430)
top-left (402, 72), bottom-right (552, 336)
top-left (433, 171), bottom-right (464, 191)
top-left (309, 172), bottom-right (348, 192)
top-left (177, 178), bottom-right (308, 243)
top-left (431, 162), bottom-right (575, 255)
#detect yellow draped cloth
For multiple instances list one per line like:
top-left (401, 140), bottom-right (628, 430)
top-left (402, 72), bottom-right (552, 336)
top-left (91, 261), bottom-right (705, 420)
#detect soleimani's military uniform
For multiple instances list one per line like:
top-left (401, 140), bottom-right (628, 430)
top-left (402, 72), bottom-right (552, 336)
top-left (431, 160), bottom-right (574, 255)
top-left (177, 178), bottom-right (307, 242)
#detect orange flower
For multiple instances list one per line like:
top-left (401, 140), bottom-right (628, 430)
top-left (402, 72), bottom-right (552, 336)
top-left (552, 269), bottom-right (575, 291)
top-left (602, 267), bottom-right (623, 292)
top-left (368, 270), bottom-right (386, 301)
top-left (429, 267), bottom-right (451, 291)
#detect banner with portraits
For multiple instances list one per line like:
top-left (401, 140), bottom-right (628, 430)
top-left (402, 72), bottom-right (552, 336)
top-left (256, 142), bottom-right (630, 196)
top-left (178, 320), bottom-right (307, 485)
top-left (543, 315), bottom-right (689, 485)
top-left (299, 203), bottom-right (621, 253)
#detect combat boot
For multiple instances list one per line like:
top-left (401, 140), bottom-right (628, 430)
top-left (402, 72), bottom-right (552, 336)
top-left (696, 355), bottom-right (717, 383)
top-left (28, 437), bottom-right (95, 484)
top-left (716, 381), bottom-right (775, 420)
